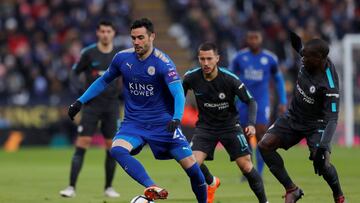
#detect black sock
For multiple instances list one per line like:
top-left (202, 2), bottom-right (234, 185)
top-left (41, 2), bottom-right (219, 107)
top-left (322, 164), bottom-right (343, 198)
top-left (243, 168), bottom-right (267, 203)
top-left (105, 150), bottom-right (116, 189)
top-left (260, 148), bottom-right (295, 189)
top-left (70, 147), bottom-right (86, 187)
top-left (200, 164), bottom-right (214, 185)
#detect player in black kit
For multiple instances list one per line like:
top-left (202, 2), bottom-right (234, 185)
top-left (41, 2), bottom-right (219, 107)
top-left (258, 31), bottom-right (345, 203)
top-left (183, 42), bottom-right (268, 203)
top-left (60, 20), bottom-right (122, 198)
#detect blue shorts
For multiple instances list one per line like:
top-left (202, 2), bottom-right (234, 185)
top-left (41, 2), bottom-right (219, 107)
top-left (113, 121), bottom-right (193, 161)
top-left (238, 103), bottom-right (270, 125)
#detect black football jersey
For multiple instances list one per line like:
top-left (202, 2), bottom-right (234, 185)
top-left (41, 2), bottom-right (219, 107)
top-left (183, 67), bottom-right (257, 130)
top-left (73, 44), bottom-right (121, 101)
top-left (288, 58), bottom-right (339, 125)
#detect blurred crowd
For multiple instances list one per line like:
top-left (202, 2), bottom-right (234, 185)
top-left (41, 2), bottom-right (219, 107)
top-left (0, 0), bottom-right (132, 106)
top-left (1, 0), bottom-right (360, 106)
top-left (166, 0), bottom-right (360, 73)
top-left (166, 0), bottom-right (360, 137)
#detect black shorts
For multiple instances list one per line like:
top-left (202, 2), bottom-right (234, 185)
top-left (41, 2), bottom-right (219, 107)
top-left (191, 127), bottom-right (251, 161)
top-left (267, 115), bottom-right (327, 156)
top-left (78, 100), bottom-right (120, 139)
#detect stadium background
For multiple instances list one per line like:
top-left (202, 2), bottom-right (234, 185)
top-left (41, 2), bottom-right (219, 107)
top-left (0, 0), bottom-right (360, 202)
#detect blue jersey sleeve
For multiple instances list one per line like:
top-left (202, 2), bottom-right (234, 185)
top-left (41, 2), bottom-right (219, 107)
top-left (161, 61), bottom-right (181, 84)
top-left (158, 59), bottom-right (183, 120)
top-left (274, 72), bottom-right (287, 104)
top-left (269, 55), bottom-right (287, 105)
top-left (168, 81), bottom-right (185, 120)
top-left (104, 54), bottom-right (122, 83)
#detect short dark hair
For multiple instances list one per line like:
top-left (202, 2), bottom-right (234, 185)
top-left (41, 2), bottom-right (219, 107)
top-left (97, 20), bottom-right (116, 30)
top-left (198, 42), bottom-right (218, 55)
top-left (130, 18), bottom-right (154, 33)
top-left (305, 39), bottom-right (329, 58)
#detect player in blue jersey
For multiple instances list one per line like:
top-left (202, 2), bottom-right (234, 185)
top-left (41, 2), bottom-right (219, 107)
top-left (67, 18), bottom-right (207, 202)
top-left (230, 29), bottom-right (287, 178)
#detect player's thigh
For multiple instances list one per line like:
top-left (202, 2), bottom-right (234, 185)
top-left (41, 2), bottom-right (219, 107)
top-left (78, 110), bottom-right (100, 136)
top-left (100, 107), bottom-right (120, 139)
top-left (141, 127), bottom-right (193, 161)
top-left (261, 116), bottom-right (303, 150)
top-left (113, 122), bottom-right (146, 154)
top-left (75, 136), bottom-right (92, 148)
top-left (190, 128), bottom-right (218, 161)
top-left (220, 130), bottom-right (251, 161)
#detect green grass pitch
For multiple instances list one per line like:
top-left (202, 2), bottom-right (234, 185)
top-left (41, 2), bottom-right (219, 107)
top-left (1, 146), bottom-right (359, 203)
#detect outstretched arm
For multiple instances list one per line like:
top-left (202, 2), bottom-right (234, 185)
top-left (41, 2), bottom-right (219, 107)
top-left (289, 30), bottom-right (303, 55)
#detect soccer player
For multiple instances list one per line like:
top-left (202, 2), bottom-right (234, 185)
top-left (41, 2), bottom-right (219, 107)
top-left (258, 31), bottom-right (345, 203)
top-left (183, 42), bottom-right (268, 203)
top-left (230, 29), bottom-right (287, 178)
top-left (60, 20), bottom-right (121, 198)
top-left (67, 18), bottom-right (207, 202)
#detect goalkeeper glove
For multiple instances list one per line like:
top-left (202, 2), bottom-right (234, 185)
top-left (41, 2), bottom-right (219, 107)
top-left (68, 100), bottom-right (82, 120)
top-left (167, 119), bottom-right (181, 132)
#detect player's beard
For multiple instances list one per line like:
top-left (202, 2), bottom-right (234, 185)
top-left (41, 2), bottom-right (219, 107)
top-left (135, 44), bottom-right (149, 57)
top-left (203, 65), bottom-right (217, 77)
top-left (100, 38), bottom-right (111, 47)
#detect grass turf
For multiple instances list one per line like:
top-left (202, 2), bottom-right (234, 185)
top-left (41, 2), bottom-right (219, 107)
top-left (0, 146), bottom-right (359, 203)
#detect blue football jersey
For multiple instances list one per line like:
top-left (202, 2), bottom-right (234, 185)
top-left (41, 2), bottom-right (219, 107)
top-left (230, 48), bottom-right (279, 107)
top-left (106, 48), bottom-right (181, 124)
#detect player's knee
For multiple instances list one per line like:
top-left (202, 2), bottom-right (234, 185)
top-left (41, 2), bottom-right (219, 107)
top-left (110, 146), bottom-right (130, 158)
top-left (236, 155), bottom-right (253, 173)
top-left (104, 139), bottom-right (113, 149)
top-left (240, 164), bottom-right (253, 173)
top-left (258, 133), bottom-right (277, 152)
top-left (258, 139), bottom-right (269, 151)
top-left (75, 136), bottom-right (92, 148)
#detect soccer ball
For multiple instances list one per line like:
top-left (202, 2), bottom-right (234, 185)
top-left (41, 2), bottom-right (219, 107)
top-left (130, 195), bottom-right (154, 203)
